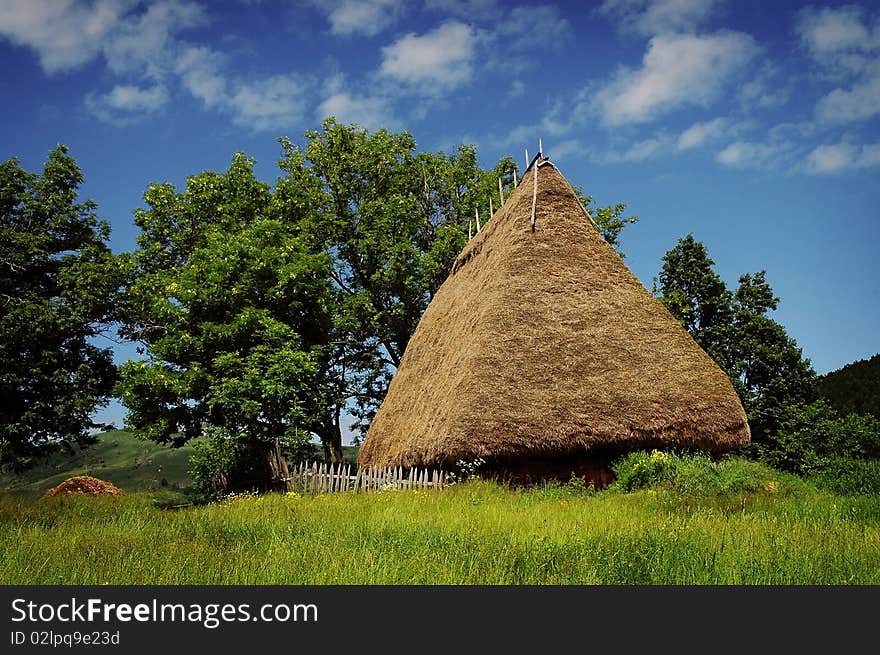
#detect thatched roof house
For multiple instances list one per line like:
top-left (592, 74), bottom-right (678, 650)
top-left (358, 158), bottom-right (749, 485)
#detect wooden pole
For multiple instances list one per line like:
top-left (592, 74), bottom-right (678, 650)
top-left (531, 158), bottom-right (538, 231)
top-left (498, 177), bottom-right (504, 205)
top-left (475, 207), bottom-right (481, 232)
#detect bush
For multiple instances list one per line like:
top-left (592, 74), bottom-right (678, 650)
top-left (809, 457), bottom-right (880, 496)
top-left (189, 428), bottom-right (244, 498)
top-left (610, 450), bottom-right (670, 492)
top-left (189, 427), bottom-right (313, 499)
top-left (759, 401), bottom-right (880, 476)
top-left (610, 450), bottom-right (791, 497)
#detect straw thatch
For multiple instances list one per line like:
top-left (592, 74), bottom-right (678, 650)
top-left (358, 162), bottom-right (749, 475)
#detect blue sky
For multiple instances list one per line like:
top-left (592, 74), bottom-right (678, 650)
top-left (2, 0), bottom-right (878, 432)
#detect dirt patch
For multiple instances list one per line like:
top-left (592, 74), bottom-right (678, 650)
top-left (45, 476), bottom-right (125, 497)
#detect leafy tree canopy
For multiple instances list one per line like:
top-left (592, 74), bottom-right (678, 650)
top-left (817, 353), bottom-right (880, 420)
top-left (118, 153), bottom-right (333, 488)
top-left (655, 234), bottom-right (815, 443)
top-left (0, 145), bottom-right (123, 470)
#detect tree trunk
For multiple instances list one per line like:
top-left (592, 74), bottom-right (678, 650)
top-left (327, 409), bottom-right (344, 464)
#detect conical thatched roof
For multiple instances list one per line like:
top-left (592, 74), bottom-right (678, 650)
top-left (358, 161), bottom-right (750, 469)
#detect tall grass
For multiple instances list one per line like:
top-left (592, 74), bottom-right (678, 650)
top-left (1, 477), bottom-right (878, 584)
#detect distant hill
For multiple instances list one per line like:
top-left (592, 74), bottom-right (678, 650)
top-left (0, 430), bottom-right (360, 498)
top-left (0, 430), bottom-right (196, 497)
top-left (817, 353), bottom-right (880, 419)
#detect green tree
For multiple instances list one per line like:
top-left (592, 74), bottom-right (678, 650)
top-left (655, 235), bottom-right (815, 443)
top-left (0, 146), bottom-right (123, 470)
top-left (118, 153), bottom-right (332, 490)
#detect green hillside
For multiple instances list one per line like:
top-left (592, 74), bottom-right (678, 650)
top-left (0, 430), bottom-right (195, 497)
top-left (818, 353), bottom-right (880, 419)
top-left (0, 430), bottom-right (360, 498)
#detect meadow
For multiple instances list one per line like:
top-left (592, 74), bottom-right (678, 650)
top-left (2, 470), bottom-right (878, 585)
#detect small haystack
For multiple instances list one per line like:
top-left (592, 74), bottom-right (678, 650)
top-left (45, 475), bottom-right (125, 497)
top-left (358, 158), bottom-right (749, 485)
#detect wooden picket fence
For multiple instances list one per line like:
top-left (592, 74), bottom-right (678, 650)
top-left (284, 461), bottom-right (449, 495)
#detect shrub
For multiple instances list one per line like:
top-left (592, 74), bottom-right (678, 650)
top-left (759, 401), bottom-right (880, 476)
top-left (610, 450), bottom-right (670, 492)
top-left (610, 450), bottom-right (793, 497)
top-left (809, 457), bottom-right (880, 496)
top-left (189, 426), bottom-right (312, 498)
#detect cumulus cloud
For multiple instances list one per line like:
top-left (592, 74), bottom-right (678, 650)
top-left (796, 6), bottom-right (880, 125)
top-left (677, 118), bottom-right (728, 150)
top-left (0, 0), bottom-right (131, 73)
top-left (309, 0), bottom-right (403, 37)
top-left (380, 21), bottom-right (475, 90)
top-left (715, 140), bottom-right (793, 169)
top-left (815, 63), bottom-right (880, 123)
top-left (175, 46), bottom-right (308, 131)
top-left (806, 141), bottom-right (880, 174)
top-left (796, 5), bottom-right (879, 59)
top-left (594, 31), bottom-right (759, 125)
top-left (175, 45), bottom-right (228, 108)
top-left (0, 0), bottom-right (205, 75)
top-left (599, 0), bottom-right (719, 36)
top-left (84, 82), bottom-right (169, 124)
top-left (227, 75), bottom-right (308, 131)
top-left (317, 76), bottom-right (397, 130)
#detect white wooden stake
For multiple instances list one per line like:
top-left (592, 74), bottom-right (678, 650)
top-left (531, 159), bottom-right (538, 231)
top-left (475, 207), bottom-right (481, 232)
top-left (513, 169), bottom-right (518, 188)
top-left (468, 215), bottom-right (473, 239)
top-left (498, 177), bottom-right (504, 205)
top-left (489, 196), bottom-right (494, 216)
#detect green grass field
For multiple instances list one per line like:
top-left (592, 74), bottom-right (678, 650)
top-left (2, 434), bottom-right (878, 584)
top-left (1, 478), bottom-right (878, 584)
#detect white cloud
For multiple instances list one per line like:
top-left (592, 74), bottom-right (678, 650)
top-left (311, 0), bottom-right (403, 37)
top-left (84, 82), bottom-right (168, 124)
top-left (228, 75), bottom-right (307, 131)
top-left (677, 117), bottom-right (728, 150)
top-left (175, 45), bottom-right (228, 108)
top-left (620, 136), bottom-right (668, 161)
top-left (796, 6), bottom-right (879, 58)
top-left (600, 0), bottom-right (719, 36)
top-left (716, 140), bottom-right (792, 169)
top-left (102, 0), bottom-right (206, 76)
top-left (0, 0), bottom-right (131, 73)
top-left (816, 66), bottom-right (880, 123)
top-left (176, 45), bottom-right (307, 131)
top-left (739, 63), bottom-right (793, 110)
top-left (546, 139), bottom-right (582, 161)
top-left (0, 0), bottom-right (205, 75)
top-left (594, 31), bottom-right (759, 125)
top-left (796, 6), bottom-right (880, 125)
top-left (380, 21), bottom-right (475, 90)
top-left (317, 76), bottom-right (397, 130)
top-left (806, 141), bottom-right (880, 174)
